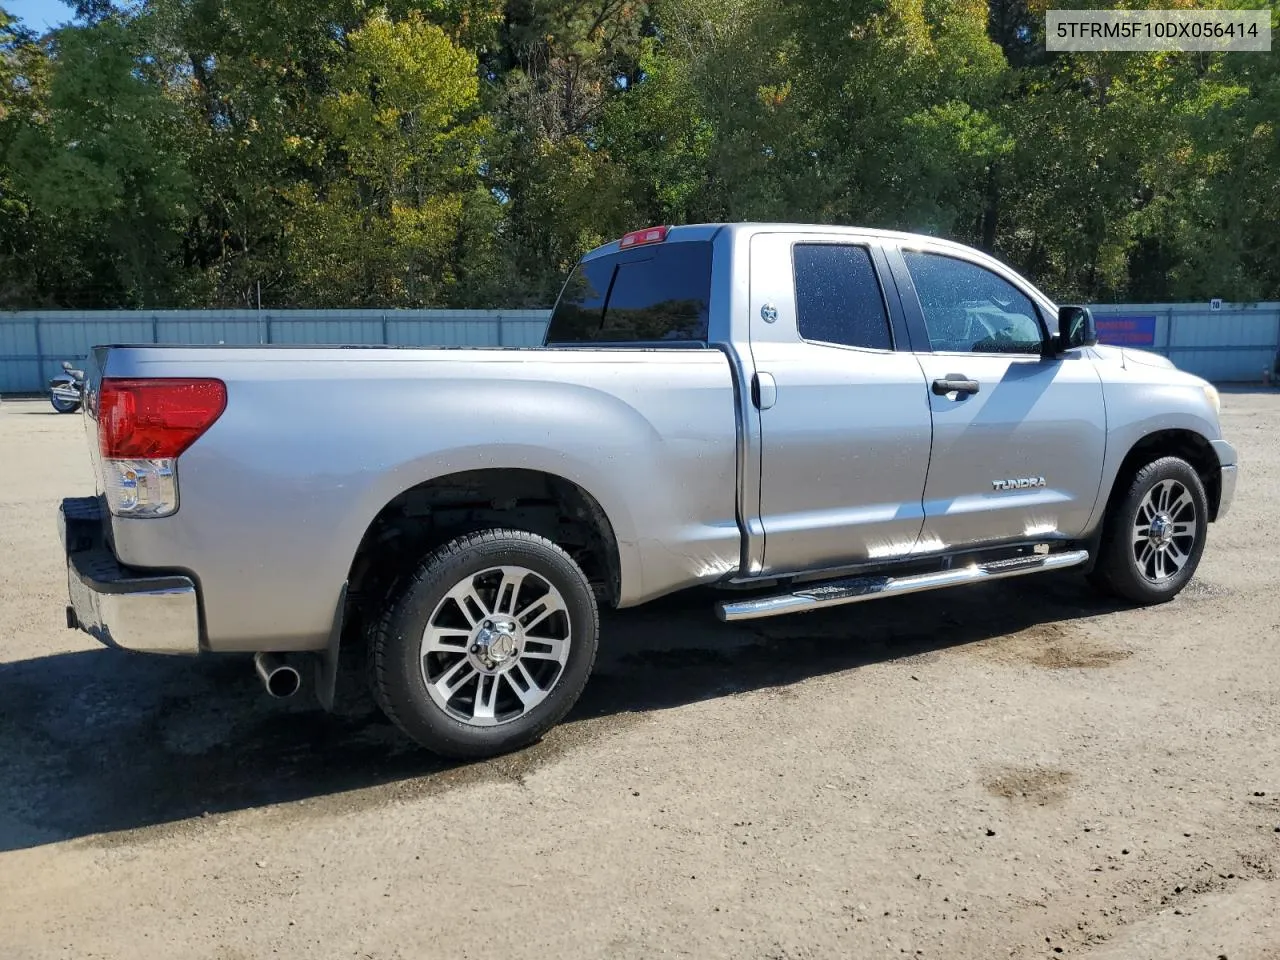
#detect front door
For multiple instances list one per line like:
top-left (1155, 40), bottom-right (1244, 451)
top-left (749, 233), bottom-right (934, 575)
top-left (890, 246), bottom-right (1107, 550)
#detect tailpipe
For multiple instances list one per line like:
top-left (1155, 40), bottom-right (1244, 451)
top-left (254, 652), bottom-right (301, 699)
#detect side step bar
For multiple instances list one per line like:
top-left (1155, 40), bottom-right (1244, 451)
top-left (716, 549), bottom-right (1090, 623)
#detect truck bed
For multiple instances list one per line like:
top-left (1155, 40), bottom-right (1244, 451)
top-left (85, 344), bottom-right (742, 652)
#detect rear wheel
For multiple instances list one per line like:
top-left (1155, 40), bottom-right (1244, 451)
top-left (370, 529), bottom-right (599, 758)
top-left (50, 395), bottom-right (80, 414)
top-left (1090, 456), bottom-right (1207, 605)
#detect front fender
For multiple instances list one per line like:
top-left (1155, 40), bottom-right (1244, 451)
top-left (1086, 365), bottom-right (1225, 533)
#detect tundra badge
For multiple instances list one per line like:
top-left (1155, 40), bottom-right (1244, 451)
top-left (992, 476), bottom-right (1047, 491)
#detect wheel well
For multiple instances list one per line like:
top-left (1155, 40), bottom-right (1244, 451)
top-left (343, 469), bottom-right (621, 652)
top-left (1105, 430), bottom-right (1222, 523)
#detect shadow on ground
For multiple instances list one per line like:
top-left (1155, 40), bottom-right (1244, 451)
top-left (0, 572), bottom-right (1128, 851)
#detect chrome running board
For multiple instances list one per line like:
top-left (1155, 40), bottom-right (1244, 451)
top-left (715, 550), bottom-right (1090, 622)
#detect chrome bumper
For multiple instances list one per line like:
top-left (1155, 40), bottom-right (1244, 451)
top-left (60, 497), bottom-right (201, 655)
top-left (1211, 439), bottom-right (1238, 520)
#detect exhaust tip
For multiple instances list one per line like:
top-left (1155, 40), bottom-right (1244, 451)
top-left (266, 666), bottom-right (301, 699)
top-left (254, 652), bottom-right (302, 699)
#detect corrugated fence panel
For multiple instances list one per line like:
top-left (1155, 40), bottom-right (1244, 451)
top-left (1175, 309), bottom-right (1276, 348)
top-left (1169, 306), bottom-right (1279, 381)
top-left (0, 309), bottom-right (556, 391)
top-left (2, 304), bottom-right (1273, 392)
top-left (387, 315), bottom-right (496, 347)
top-left (268, 317), bottom-right (385, 345)
top-left (156, 311), bottom-right (264, 345)
top-left (0, 316), bottom-right (38, 393)
top-left (502, 315), bottom-right (553, 346)
top-left (1181, 348), bottom-right (1276, 383)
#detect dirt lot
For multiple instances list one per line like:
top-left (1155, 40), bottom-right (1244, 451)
top-left (1, 393), bottom-right (1278, 960)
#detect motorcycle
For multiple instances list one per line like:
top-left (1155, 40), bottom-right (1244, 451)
top-left (49, 360), bottom-right (86, 414)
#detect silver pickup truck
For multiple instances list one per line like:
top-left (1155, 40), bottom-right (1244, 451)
top-left (60, 223), bottom-right (1238, 758)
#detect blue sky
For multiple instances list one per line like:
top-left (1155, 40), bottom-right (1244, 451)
top-left (4, 0), bottom-right (75, 32)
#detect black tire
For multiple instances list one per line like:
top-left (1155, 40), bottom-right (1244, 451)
top-left (51, 396), bottom-right (81, 414)
top-left (370, 528), bottom-right (599, 759)
top-left (1089, 456), bottom-right (1208, 605)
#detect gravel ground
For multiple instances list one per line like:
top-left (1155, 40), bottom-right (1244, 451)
top-left (1, 393), bottom-right (1278, 960)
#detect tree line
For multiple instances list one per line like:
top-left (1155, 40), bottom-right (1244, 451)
top-left (0, 0), bottom-right (1276, 311)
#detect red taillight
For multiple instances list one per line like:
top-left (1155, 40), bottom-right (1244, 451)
top-left (99, 378), bottom-right (227, 459)
top-left (619, 225), bottom-right (669, 249)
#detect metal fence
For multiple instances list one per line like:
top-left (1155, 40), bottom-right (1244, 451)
top-left (1087, 302), bottom-right (1280, 383)
top-left (0, 309), bottom-right (552, 393)
top-left (2, 302), bottom-right (1278, 394)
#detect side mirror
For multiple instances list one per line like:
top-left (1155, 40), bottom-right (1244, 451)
top-left (1050, 305), bottom-right (1097, 354)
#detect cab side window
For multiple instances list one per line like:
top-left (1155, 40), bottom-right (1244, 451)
top-left (903, 250), bottom-right (1044, 354)
top-left (793, 244), bottom-right (893, 351)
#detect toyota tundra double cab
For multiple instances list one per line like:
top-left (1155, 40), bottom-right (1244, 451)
top-left (59, 223), bottom-right (1238, 758)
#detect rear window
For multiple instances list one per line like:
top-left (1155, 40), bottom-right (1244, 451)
top-left (545, 241), bottom-right (713, 344)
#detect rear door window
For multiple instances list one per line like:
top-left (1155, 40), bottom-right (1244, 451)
top-left (546, 241), bottom-right (712, 344)
top-left (792, 243), bottom-right (893, 350)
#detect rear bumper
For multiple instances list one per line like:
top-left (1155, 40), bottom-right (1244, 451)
top-left (1211, 439), bottom-right (1238, 520)
top-left (60, 496), bottom-right (201, 655)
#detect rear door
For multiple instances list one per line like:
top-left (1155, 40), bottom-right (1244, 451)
top-left (748, 233), bottom-right (934, 575)
top-left (887, 244), bottom-right (1107, 549)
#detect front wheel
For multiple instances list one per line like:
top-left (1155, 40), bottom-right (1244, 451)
top-left (370, 529), bottom-right (599, 758)
top-left (1090, 456), bottom-right (1208, 605)
top-left (50, 395), bottom-right (81, 414)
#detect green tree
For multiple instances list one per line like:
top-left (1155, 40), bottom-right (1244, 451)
top-left (282, 10), bottom-right (494, 306)
top-left (4, 10), bottom-right (193, 306)
top-left (0, 7), bottom-right (48, 305)
top-left (480, 0), bottom-right (654, 303)
top-left (1126, 41), bottom-right (1280, 301)
top-left (1, 0), bottom-right (1279, 309)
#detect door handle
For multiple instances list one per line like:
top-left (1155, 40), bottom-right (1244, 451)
top-left (931, 375), bottom-right (980, 397)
